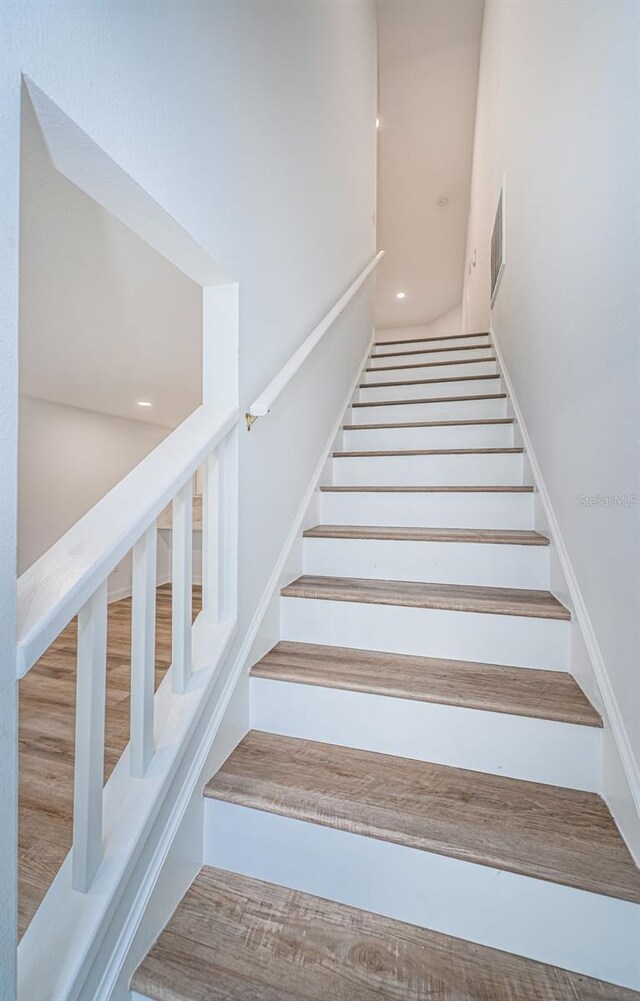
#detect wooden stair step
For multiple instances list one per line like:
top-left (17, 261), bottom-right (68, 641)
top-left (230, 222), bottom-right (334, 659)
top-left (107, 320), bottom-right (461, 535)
top-left (353, 392), bottom-right (507, 408)
top-left (376, 331), bottom-right (489, 347)
top-left (333, 447), bottom-right (523, 458)
top-left (131, 866), bottom-right (637, 1001)
top-left (320, 484), bottom-right (534, 492)
top-left (374, 343), bottom-right (493, 360)
top-left (303, 525), bottom-right (548, 545)
top-left (367, 355), bottom-right (496, 372)
top-left (251, 641), bottom-right (600, 727)
top-left (344, 417), bottom-right (515, 430)
top-left (205, 732), bottom-right (640, 903)
top-left (361, 373), bottom-right (501, 389)
top-left (281, 575), bottom-right (571, 620)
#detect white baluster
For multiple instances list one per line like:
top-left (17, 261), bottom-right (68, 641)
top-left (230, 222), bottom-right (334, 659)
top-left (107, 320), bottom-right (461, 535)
top-left (172, 481), bottom-right (193, 694)
top-left (217, 427), bottom-right (239, 621)
top-left (201, 431), bottom-right (238, 624)
top-left (72, 581), bottom-right (108, 891)
top-left (201, 449), bottom-right (220, 622)
top-left (130, 523), bottom-right (157, 778)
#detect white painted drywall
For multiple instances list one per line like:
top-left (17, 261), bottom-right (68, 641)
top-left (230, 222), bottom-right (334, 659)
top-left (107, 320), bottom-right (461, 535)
top-left (20, 94), bottom-right (203, 430)
top-left (18, 397), bottom-right (170, 590)
top-left (374, 304), bottom-right (463, 344)
top-left (376, 0), bottom-right (483, 327)
top-left (463, 0), bottom-right (640, 849)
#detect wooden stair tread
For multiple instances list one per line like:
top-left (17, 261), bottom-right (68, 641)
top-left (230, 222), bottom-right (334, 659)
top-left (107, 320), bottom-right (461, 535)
top-left (367, 355), bottom-right (496, 372)
top-left (251, 641), bottom-right (601, 727)
top-left (333, 447), bottom-right (523, 457)
top-left (353, 392), bottom-right (507, 408)
top-left (374, 343), bottom-right (492, 360)
top-left (205, 732), bottom-right (640, 903)
top-left (131, 867), bottom-right (637, 1001)
top-left (320, 484), bottom-right (534, 492)
top-left (376, 331), bottom-right (489, 346)
top-left (303, 525), bottom-right (549, 545)
top-left (343, 417), bottom-right (515, 430)
top-left (281, 575), bottom-right (571, 620)
top-left (361, 373), bottom-right (501, 389)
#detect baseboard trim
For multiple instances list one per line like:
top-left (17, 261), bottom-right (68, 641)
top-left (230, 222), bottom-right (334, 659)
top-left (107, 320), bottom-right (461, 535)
top-left (489, 322), bottom-right (640, 851)
top-left (98, 329), bottom-right (375, 1000)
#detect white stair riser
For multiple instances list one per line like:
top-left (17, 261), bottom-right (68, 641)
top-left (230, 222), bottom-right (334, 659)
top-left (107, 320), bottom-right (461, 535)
top-left (373, 336), bottom-right (491, 355)
top-left (342, 423), bottom-right (514, 451)
top-left (250, 678), bottom-right (599, 791)
top-left (320, 490), bottom-right (534, 530)
top-left (363, 360), bottom-right (497, 382)
top-left (333, 452), bottom-right (523, 487)
top-left (302, 537), bottom-right (549, 589)
top-left (350, 397), bottom-right (507, 424)
top-left (280, 597), bottom-right (570, 671)
top-left (204, 801), bottom-right (639, 991)
top-left (358, 378), bottom-right (501, 403)
top-left (371, 349), bottom-right (495, 369)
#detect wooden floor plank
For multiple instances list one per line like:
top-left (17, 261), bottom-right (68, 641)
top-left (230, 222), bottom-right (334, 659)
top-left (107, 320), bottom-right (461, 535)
top-left (205, 733), bottom-right (640, 903)
top-left (251, 641), bottom-right (600, 727)
top-left (303, 525), bottom-right (549, 545)
top-left (132, 867), bottom-right (639, 1001)
top-left (281, 575), bottom-right (571, 620)
top-left (18, 584), bottom-right (202, 937)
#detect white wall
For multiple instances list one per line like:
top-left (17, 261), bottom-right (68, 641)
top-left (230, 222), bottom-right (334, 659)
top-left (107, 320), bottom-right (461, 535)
top-left (20, 93), bottom-right (203, 430)
top-left (463, 0), bottom-right (640, 851)
top-left (375, 304), bottom-right (463, 344)
top-left (19, 397), bottom-right (170, 592)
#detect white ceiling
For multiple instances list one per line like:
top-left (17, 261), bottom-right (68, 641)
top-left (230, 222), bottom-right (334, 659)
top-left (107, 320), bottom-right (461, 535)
top-left (376, 0), bottom-right (484, 329)
top-left (19, 97), bottom-right (202, 430)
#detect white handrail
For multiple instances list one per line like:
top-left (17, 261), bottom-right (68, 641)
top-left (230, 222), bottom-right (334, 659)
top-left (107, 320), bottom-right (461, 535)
top-left (246, 250), bottom-right (384, 427)
top-left (16, 402), bottom-right (238, 678)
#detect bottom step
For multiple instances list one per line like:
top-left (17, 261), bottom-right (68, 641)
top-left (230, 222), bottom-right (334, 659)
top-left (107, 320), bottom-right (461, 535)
top-left (132, 867), bottom-right (638, 1001)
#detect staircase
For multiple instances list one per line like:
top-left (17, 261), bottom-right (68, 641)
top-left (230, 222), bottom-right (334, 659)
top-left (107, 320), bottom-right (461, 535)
top-left (131, 331), bottom-right (640, 1000)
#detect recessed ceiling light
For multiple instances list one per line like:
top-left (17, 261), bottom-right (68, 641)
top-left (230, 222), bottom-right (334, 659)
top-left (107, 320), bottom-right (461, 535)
top-left (436, 196), bottom-right (449, 207)
top-left (137, 400), bottom-right (152, 407)
top-left (396, 291), bottom-right (406, 300)
top-left (376, 117), bottom-right (381, 128)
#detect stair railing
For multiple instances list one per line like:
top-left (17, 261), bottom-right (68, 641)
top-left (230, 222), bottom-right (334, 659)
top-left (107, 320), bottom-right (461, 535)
top-left (16, 401), bottom-right (239, 894)
top-left (245, 251), bottom-right (384, 429)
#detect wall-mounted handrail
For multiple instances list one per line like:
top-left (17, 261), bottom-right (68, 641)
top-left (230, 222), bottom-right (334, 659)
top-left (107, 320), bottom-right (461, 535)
top-left (246, 250), bottom-right (384, 428)
top-left (16, 402), bottom-right (238, 679)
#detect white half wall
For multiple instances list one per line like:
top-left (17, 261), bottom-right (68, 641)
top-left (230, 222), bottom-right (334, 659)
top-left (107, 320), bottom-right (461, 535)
top-left (463, 0), bottom-right (640, 853)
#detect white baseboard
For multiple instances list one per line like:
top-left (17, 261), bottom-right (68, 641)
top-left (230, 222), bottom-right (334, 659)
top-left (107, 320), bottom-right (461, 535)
top-left (108, 573), bottom-right (203, 605)
top-left (489, 321), bottom-right (640, 860)
top-left (100, 330), bottom-right (375, 999)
